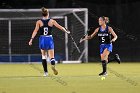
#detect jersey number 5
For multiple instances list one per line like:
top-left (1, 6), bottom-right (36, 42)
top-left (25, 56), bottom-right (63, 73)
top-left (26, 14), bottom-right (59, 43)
top-left (44, 27), bottom-right (48, 35)
top-left (101, 37), bottom-right (105, 42)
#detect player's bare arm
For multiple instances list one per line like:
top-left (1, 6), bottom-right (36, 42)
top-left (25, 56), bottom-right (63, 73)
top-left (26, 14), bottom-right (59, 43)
top-left (83, 28), bottom-right (99, 40)
top-left (52, 19), bottom-right (70, 34)
top-left (29, 20), bottom-right (40, 46)
top-left (108, 27), bottom-right (118, 42)
top-left (89, 28), bottom-right (99, 39)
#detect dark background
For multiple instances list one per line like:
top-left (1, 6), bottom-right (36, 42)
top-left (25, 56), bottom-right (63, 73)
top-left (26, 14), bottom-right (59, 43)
top-left (0, 0), bottom-right (140, 62)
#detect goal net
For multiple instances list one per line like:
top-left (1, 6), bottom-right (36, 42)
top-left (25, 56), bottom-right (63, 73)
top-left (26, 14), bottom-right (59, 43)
top-left (0, 8), bottom-right (88, 63)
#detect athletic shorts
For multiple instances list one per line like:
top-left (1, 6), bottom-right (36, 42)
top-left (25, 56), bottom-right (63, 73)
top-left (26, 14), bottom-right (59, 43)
top-left (39, 35), bottom-right (54, 50)
top-left (100, 43), bottom-right (113, 54)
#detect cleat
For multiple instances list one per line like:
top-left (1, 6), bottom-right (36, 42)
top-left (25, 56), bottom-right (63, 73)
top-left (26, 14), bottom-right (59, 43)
top-left (43, 72), bottom-right (48, 77)
top-left (115, 54), bottom-right (121, 64)
top-left (99, 72), bottom-right (108, 76)
top-left (51, 66), bottom-right (58, 75)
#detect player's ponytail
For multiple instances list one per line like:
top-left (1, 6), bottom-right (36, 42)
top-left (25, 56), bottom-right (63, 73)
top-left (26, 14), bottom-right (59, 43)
top-left (104, 17), bottom-right (109, 24)
top-left (41, 7), bottom-right (48, 16)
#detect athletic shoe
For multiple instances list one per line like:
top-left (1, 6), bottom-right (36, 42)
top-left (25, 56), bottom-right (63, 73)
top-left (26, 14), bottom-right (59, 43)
top-left (43, 72), bottom-right (48, 77)
top-left (51, 66), bottom-right (58, 75)
top-left (99, 72), bottom-right (108, 76)
top-left (115, 54), bottom-right (121, 64)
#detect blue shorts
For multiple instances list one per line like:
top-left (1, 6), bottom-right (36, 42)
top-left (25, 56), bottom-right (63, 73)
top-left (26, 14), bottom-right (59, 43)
top-left (100, 44), bottom-right (113, 54)
top-left (39, 35), bottom-right (54, 50)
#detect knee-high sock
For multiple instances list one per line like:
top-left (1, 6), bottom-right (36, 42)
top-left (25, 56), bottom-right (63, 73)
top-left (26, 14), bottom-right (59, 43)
top-left (102, 60), bottom-right (107, 72)
top-left (42, 59), bottom-right (48, 72)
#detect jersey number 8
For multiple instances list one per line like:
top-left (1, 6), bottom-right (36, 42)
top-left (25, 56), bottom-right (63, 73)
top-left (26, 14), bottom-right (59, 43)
top-left (44, 27), bottom-right (48, 35)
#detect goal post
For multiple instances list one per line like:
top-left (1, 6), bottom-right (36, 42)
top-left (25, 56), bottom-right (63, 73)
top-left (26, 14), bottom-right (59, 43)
top-left (0, 8), bottom-right (88, 63)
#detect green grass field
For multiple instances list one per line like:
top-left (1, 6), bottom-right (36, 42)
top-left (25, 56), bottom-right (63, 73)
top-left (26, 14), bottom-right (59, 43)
top-left (0, 63), bottom-right (140, 93)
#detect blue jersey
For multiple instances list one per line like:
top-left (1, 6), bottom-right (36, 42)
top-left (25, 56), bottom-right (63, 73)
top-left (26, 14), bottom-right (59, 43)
top-left (39, 19), bottom-right (53, 35)
top-left (98, 26), bottom-right (112, 54)
top-left (39, 18), bottom-right (54, 50)
top-left (98, 25), bottom-right (111, 44)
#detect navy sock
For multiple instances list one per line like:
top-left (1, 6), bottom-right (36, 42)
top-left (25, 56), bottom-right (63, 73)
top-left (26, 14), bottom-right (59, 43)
top-left (102, 60), bottom-right (107, 73)
top-left (50, 58), bottom-right (55, 65)
top-left (42, 59), bottom-right (48, 72)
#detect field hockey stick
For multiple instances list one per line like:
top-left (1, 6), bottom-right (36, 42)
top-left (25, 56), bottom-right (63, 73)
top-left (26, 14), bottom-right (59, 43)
top-left (71, 27), bottom-right (94, 55)
top-left (69, 34), bottom-right (81, 53)
top-left (64, 27), bottom-right (81, 53)
top-left (79, 27), bottom-right (94, 43)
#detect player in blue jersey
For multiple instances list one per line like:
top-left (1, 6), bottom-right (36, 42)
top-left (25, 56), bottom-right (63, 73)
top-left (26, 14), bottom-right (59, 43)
top-left (82, 16), bottom-right (121, 76)
top-left (29, 7), bottom-right (70, 76)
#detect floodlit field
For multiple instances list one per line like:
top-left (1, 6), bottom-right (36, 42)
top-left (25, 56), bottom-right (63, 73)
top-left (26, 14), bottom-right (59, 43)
top-left (0, 63), bottom-right (139, 93)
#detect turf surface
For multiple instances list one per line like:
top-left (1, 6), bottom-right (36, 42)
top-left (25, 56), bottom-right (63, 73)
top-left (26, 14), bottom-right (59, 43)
top-left (0, 63), bottom-right (139, 93)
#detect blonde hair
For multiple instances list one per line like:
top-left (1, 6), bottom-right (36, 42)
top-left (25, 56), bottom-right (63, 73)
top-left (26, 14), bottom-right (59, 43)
top-left (41, 7), bottom-right (48, 16)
